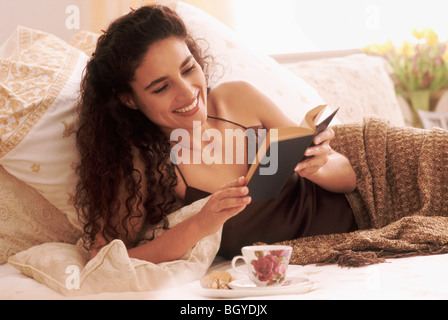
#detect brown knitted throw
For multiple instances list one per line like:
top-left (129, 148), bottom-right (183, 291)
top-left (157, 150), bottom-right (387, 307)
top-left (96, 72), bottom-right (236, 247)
top-left (271, 117), bottom-right (448, 268)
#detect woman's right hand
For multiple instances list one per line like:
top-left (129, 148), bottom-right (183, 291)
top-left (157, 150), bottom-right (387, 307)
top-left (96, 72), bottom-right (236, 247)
top-left (195, 176), bottom-right (251, 237)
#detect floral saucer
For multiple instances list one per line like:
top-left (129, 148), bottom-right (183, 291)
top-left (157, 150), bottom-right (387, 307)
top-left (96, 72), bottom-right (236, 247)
top-left (190, 277), bottom-right (314, 299)
top-left (228, 277), bottom-right (312, 291)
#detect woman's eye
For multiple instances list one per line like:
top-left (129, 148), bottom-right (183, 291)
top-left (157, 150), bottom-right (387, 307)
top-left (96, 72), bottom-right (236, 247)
top-left (152, 65), bottom-right (195, 94)
top-left (183, 65), bottom-right (195, 74)
top-left (153, 85), bottom-right (168, 94)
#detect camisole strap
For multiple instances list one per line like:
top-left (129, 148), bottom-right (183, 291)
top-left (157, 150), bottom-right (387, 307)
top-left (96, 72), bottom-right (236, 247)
top-left (176, 116), bottom-right (255, 190)
top-left (174, 164), bottom-right (189, 188)
top-left (207, 115), bottom-right (249, 130)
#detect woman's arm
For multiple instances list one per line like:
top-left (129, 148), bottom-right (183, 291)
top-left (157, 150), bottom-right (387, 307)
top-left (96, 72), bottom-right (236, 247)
top-left (90, 176), bottom-right (251, 263)
top-left (127, 176), bottom-right (250, 263)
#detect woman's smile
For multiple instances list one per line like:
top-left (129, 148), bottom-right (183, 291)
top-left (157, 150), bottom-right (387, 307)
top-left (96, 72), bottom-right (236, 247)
top-left (173, 94), bottom-right (199, 115)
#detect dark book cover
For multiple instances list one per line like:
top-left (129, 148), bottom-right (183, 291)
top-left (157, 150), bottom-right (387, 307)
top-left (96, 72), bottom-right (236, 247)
top-left (246, 106), bottom-right (339, 203)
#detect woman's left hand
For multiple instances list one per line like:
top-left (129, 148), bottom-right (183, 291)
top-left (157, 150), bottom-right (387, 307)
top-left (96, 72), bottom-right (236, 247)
top-left (294, 127), bottom-right (334, 178)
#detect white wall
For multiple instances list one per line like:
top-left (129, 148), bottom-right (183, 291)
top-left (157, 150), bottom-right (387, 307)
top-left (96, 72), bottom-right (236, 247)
top-left (231, 0), bottom-right (448, 54)
top-left (0, 0), bottom-right (93, 44)
top-left (2, 0), bottom-right (448, 54)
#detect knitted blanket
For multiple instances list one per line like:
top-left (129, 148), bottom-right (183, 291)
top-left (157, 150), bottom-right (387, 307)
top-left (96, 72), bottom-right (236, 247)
top-left (274, 117), bottom-right (448, 267)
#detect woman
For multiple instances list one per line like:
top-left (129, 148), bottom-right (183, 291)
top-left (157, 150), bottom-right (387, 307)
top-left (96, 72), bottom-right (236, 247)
top-left (75, 5), bottom-right (357, 263)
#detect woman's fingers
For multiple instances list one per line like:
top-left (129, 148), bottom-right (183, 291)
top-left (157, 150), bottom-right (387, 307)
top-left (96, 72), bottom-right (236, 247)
top-left (214, 176), bottom-right (249, 201)
top-left (197, 176), bottom-right (252, 235)
top-left (209, 177), bottom-right (251, 212)
top-left (303, 142), bottom-right (332, 158)
top-left (313, 127), bottom-right (334, 145)
top-left (218, 176), bottom-right (246, 190)
top-left (295, 128), bottom-right (334, 176)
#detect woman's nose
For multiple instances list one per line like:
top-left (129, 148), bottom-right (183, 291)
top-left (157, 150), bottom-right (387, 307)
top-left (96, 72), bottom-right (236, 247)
top-left (174, 79), bottom-right (194, 101)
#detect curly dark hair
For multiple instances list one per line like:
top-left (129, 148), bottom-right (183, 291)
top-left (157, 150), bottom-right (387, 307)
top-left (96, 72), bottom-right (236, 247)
top-left (75, 5), bottom-right (211, 250)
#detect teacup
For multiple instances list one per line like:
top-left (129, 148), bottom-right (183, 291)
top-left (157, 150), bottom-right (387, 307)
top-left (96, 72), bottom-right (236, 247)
top-left (231, 245), bottom-right (292, 287)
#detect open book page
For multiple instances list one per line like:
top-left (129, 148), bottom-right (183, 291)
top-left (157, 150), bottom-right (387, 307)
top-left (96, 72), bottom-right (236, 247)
top-left (298, 105), bottom-right (327, 130)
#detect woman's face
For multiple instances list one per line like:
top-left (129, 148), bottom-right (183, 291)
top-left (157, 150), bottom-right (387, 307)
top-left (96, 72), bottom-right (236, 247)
top-left (127, 36), bottom-right (208, 135)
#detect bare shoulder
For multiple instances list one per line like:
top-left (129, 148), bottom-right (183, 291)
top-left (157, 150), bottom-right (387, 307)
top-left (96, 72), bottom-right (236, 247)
top-left (209, 81), bottom-right (296, 128)
top-left (210, 80), bottom-right (260, 102)
top-left (208, 81), bottom-right (265, 117)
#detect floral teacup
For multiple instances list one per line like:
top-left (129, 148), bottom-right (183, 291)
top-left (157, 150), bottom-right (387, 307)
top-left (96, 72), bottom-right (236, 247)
top-left (231, 245), bottom-right (292, 287)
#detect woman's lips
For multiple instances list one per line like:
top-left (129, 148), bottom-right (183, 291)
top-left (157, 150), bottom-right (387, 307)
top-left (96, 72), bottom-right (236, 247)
top-left (173, 96), bottom-right (199, 114)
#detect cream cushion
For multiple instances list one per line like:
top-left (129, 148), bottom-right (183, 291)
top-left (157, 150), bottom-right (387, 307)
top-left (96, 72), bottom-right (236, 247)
top-left (0, 26), bottom-right (90, 230)
top-left (284, 54), bottom-right (405, 126)
top-left (8, 198), bottom-right (218, 296)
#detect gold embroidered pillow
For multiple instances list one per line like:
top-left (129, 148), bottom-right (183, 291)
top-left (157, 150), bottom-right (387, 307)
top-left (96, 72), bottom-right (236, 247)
top-left (69, 30), bottom-right (99, 57)
top-left (0, 165), bottom-right (81, 264)
top-left (0, 26), bottom-right (90, 230)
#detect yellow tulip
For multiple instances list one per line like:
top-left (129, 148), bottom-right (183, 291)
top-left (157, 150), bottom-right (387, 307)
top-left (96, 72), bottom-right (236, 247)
top-left (412, 28), bottom-right (425, 40)
top-left (362, 44), bottom-right (376, 54)
top-left (443, 51), bottom-right (448, 63)
top-left (382, 39), bottom-right (395, 53)
top-left (424, 28), bottom-right (439, 46)
top-left (412, 27), bottom-right (439, 46)
top-left (362, 41), bottom-right (393, 54)
top-left (397, 40), bottom-right (415, 57)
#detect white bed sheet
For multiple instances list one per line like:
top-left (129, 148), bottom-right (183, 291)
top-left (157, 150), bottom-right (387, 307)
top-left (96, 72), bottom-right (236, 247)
top-left (2, 253), bottom-right (448, 300)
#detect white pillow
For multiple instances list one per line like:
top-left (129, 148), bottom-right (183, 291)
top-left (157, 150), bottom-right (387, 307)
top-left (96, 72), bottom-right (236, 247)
top-left (8, 198), bottom-right (219, 296)
top-left (175, 2), bottom-right (326, 123)
top-left (0, 26), bottom-right (89, 230)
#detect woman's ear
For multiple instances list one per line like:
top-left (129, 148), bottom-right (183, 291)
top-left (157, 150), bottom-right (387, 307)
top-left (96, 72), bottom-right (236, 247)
top-left (119, 93), bottom-right (138, 110)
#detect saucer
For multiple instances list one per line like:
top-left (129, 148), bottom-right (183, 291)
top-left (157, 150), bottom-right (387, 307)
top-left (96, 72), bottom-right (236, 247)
top-left (228, 277), bottom-right (312, 291)
top-left (190, 277), bottom-right (314, 299)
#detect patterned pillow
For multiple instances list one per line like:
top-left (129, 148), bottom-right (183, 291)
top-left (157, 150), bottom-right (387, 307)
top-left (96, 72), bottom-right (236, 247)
top-left (0, 26), bottom-right (89, 230)
top-left (0, 165), bottom-right (80, 264)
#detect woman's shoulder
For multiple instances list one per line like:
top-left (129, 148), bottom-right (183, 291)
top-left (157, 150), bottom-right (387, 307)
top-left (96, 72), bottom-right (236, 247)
top-left (208, 80), bottom-right (262, 113)
top-left (208, 81), bottom-right (263, 124)
top-left (210, 80), bottom-right (260, 98)
top-left (209, 80), bottom-right (297, 129)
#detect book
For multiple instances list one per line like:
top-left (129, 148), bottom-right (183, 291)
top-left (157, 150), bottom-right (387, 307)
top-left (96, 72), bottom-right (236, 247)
top-left (245, 105), bottom-right (339, 203)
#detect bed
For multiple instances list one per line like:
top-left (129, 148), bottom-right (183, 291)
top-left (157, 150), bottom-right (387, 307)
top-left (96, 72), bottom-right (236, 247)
top-left (1, 2), bottom-right (447, 300)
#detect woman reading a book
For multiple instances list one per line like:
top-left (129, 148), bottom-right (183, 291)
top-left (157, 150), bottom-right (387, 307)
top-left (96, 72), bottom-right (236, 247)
top-left (75, 5), bottom-right (358, 263)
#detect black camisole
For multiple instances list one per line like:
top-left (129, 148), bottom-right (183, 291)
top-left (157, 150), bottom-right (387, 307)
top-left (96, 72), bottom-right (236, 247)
top-left (176, 116), bottom-right (358, 259)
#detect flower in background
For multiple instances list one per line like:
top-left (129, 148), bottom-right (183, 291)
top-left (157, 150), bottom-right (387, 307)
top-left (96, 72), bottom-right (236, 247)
top-left (412, 28), bottom-right (438, 46)
top-left (363, 27), bottom-right (448, 113)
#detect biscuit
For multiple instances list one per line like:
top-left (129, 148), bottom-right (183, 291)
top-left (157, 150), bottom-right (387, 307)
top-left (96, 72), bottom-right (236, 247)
top-left (200, 270), bottom-right (235, 289)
